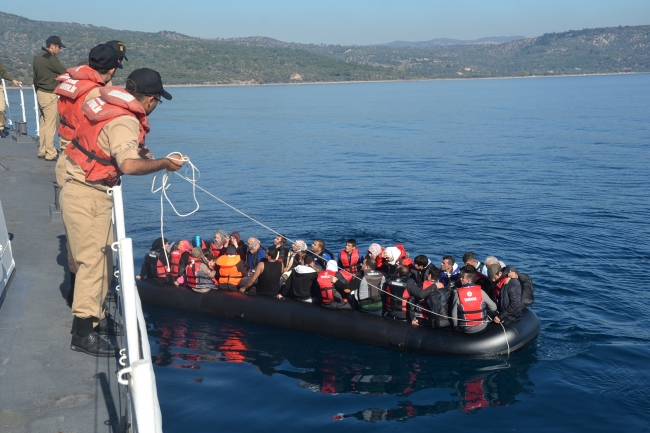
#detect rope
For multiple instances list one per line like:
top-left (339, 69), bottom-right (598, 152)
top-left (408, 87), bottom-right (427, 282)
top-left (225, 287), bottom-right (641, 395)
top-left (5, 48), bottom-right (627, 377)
top-left (499, 321), bottom-right (511, 357)
top-left (151, 156), bottom-right (498, 325)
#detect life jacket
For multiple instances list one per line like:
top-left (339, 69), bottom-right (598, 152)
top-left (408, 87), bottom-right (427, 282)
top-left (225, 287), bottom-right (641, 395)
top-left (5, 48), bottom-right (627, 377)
top-left (185, 259), bottom-right (203, 289)
top-left (339, 248), bottom-right (360, 274)
top-left (494, 277), bottom-right (508, 300)
top-left (363, 270), bottom-right (384, 300)
top-left (170, 250), bottom-right (183, 277)
top-left (384, 277), bottom-right (410, 314)
top-left (54, 66), bottom-right (105, 141)
top-left (457, 284), bottom-right (487, 327)
top-left (210, 242), bottom-right (223, 259)
top-left (317, 270), bottom-right (337, 304)
top-left (145, 249), bottom-right (169, 279)
top-left (216, 255), bottom-right (243, 287)
top-left (65, 86), bottom-right (150, 186)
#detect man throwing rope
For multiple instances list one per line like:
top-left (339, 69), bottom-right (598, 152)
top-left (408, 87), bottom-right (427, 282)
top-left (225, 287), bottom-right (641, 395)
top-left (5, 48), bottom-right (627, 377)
top-left (61, 68), bottom-right (185, 357)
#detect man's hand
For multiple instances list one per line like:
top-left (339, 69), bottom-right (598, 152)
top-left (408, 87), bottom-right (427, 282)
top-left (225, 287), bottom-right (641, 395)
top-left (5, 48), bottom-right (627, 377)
top-left (329, 276), bottom-right (338, 283)
top-left (166, 154), bottom-right (186, 172)
top-left (411, 319), bottom-right (419, 326)
top-left (12, 80), bottom-right (22, 87)
top-left (493, 316), bottom-right (501, 324)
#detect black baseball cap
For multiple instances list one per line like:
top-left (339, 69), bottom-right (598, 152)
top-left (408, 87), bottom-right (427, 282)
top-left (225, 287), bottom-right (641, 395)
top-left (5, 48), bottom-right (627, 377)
top-left (125, 68), bottom-right (172, 100)
top-left (88, 44), bottom-right (122, 70)
top-left (106, 40), bottom-right (128, 61)
top-left (46, 35), bottom-right (65, 48)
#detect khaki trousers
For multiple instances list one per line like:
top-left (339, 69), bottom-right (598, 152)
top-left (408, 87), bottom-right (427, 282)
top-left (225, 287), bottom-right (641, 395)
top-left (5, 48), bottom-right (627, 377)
top-left (0, 85), bottom-right (6, 129)
top-left (61, 181), bottom-right (114, 326)
top-left (37, 90), bottom-right (59, 159)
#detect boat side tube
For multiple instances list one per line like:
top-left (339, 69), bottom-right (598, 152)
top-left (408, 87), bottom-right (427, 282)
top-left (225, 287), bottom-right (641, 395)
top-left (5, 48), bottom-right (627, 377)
top-left (137, 280), bottom-right (540, 358)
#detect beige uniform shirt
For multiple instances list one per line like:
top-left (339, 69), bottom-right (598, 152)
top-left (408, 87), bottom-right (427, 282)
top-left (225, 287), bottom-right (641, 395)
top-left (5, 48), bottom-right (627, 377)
top-left (64, 115), bottom-right (141, 191)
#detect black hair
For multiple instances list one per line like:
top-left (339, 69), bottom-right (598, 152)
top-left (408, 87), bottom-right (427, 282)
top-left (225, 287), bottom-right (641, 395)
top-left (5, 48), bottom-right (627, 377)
top-left (442, 255), bottom-right (455, 266)
top-left (346, 239), bottom-right (357, 247)
top-left (459, 265), bottom-right (477, 283)
top-left (414, 255), bottom-right (429, 267)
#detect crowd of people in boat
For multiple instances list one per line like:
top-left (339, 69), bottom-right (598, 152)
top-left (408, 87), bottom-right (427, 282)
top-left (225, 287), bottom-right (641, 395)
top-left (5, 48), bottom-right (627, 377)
top-left (138, 232), bottom-right (535, 333)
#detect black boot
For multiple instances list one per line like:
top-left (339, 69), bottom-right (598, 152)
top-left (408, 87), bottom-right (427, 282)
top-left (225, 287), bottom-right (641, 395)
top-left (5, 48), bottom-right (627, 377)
top-left (95, 313), bottom-right (124, 336)
top-left (71, 317), bottom-right (117, 357)
top-left (66, 272), bottom-right (76, 308)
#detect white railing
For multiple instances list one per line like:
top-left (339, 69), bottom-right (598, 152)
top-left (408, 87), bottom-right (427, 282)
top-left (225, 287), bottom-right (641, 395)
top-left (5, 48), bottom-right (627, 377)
top-left (110, 184), bottom-right (163, 433)
top-left (1, 80), bottom-right (39, 136)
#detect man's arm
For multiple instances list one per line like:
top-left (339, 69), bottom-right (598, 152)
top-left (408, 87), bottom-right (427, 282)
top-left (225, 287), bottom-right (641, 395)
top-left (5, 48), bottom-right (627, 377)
top-left (240, 262), bottom-right (264, 292)
top-left (119, 156), bottom-right (184, 175)
top-left (406, 279), bottom-right (433, 299)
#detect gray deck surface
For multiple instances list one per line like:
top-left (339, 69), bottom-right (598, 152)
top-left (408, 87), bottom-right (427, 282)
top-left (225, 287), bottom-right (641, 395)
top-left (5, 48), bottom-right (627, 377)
top-left (0, 132), bottom-right (125, 433)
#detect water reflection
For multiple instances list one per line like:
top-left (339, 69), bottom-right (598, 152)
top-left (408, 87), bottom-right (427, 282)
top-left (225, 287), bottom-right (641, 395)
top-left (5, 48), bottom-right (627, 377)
top-left (148, 307), bottom-right (537, 420)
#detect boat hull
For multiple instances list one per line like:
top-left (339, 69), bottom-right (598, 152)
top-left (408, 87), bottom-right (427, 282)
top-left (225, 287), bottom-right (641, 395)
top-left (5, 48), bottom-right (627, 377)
top-left (137, 280), bottom-right (540, 358)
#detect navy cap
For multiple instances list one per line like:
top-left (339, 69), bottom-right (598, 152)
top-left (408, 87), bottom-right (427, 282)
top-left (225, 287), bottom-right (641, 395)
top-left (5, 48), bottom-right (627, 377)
top-left (125, 68), bottom-right (172, 100)
top-left (106, 40), bottom-right (128, 61)
top-left (46, 35), bottom-right (65, 48)
top-left (88, 44), bottom-right (122, 70)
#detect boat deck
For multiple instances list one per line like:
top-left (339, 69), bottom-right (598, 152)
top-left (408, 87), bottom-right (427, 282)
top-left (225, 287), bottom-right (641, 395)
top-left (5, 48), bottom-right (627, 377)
top-left (0, 132), bottom-right (124, 432)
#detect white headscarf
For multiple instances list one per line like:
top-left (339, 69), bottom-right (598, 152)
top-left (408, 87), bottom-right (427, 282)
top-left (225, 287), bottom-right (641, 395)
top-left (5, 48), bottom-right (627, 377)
top-left (326, 260), bottom-right (339, 272)
top-left (383, 247), bottom-right (401, 265)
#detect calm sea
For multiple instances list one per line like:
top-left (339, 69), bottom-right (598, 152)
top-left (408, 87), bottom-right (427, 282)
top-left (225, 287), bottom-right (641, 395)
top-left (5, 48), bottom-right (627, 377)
top-left (115, 75), bottom-right (649, 431)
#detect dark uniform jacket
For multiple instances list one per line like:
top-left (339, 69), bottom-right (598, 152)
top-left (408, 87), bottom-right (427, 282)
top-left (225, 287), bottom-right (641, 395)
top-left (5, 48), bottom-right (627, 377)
top-left (33, 48), bottom-right (66, 92)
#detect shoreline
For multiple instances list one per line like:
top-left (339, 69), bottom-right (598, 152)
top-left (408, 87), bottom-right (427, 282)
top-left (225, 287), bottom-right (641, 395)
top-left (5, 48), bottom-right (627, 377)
top-left (165, 71), bottom-right (648, 88)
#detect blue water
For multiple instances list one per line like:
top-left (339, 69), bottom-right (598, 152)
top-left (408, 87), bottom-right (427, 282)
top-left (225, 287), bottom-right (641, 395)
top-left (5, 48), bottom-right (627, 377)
top-left (118, 75), bottom-right (650, 431)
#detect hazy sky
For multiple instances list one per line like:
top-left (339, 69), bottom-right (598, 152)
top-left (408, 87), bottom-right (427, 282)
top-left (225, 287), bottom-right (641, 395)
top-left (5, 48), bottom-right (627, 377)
top-left (3, 1), bottom-right (648, 45)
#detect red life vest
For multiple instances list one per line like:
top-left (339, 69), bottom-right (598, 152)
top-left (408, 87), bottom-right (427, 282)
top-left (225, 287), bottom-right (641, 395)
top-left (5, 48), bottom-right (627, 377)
top-left (54, 66), bottom-right (105, 141)
top-left (65, 86), bottom-right (150, 187)
top-left (317, 270), bottom-right (336, 304)
top-left (457, 284), bottom-right (487, 327)
top-left (339, 248), bottom-right (360, 274)
top-left (210, 242), bottom-right (223, 259)
top-left (185, 260), bottom-right (203, 288)
top-left (385, 277), bottom-right (410, 313)
top-left (494, 277), bottom-right (508, 299)
top-left (170, 250), bottom-right (183, 277)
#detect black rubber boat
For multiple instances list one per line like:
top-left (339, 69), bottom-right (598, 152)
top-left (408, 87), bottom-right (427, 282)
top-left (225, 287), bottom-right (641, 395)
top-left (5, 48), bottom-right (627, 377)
top-left (137, 280), bottom-right (540, 358)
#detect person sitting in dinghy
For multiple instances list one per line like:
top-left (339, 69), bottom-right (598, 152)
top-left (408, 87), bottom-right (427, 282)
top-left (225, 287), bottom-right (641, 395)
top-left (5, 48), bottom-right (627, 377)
top-left (451, 266), bottom-right (497, 333)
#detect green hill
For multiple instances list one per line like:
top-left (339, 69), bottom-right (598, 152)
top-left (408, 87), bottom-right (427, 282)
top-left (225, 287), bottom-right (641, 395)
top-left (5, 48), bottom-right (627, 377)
top-left (1, 11), bottom-right (648, 85)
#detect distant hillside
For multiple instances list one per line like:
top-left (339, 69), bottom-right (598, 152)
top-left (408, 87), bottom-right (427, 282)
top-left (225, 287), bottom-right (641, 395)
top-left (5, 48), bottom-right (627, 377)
top-left (1, 12), bottom-right (648, 85)
top-left (379, 36), bottom-right (526, 47)
top-left (0, 12), bottom-right (410, 85)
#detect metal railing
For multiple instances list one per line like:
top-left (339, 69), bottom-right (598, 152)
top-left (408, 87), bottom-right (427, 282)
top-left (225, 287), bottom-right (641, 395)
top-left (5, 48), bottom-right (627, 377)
top-left (1, 79), bottom-right (40, 136)
top-left (110, 184), bottom-right (163, 433)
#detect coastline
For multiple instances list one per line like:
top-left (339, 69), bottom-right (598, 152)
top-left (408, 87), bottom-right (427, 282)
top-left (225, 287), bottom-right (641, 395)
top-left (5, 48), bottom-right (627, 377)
top-left (165, 71), bottom-right (648, 88)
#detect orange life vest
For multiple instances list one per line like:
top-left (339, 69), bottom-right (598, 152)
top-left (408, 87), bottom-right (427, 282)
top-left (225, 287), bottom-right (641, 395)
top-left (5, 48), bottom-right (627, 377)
top-left (54, 66), bottom-right (105, 141)
top-left (216, 255), bottom-right (243, 287)
top-left (65, 86), bottom-right (150, 186)
top-left (339, 248), bottom-right (360, 274)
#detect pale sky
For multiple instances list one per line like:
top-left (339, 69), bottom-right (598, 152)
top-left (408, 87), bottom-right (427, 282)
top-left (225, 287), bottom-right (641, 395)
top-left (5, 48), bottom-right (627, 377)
top-left (3, 1), bottom-right (648, 45)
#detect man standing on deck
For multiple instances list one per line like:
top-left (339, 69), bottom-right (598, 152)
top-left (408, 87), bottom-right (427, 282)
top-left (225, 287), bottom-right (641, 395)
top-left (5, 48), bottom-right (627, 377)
top-left (33, 36), bottom-right (67, 160)
top-left (62, 68), bottom-right (185, 357)
top-left (0, 58), bottom-right (22, 137)
top-left (54, 44), bottom-right (124, 307)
